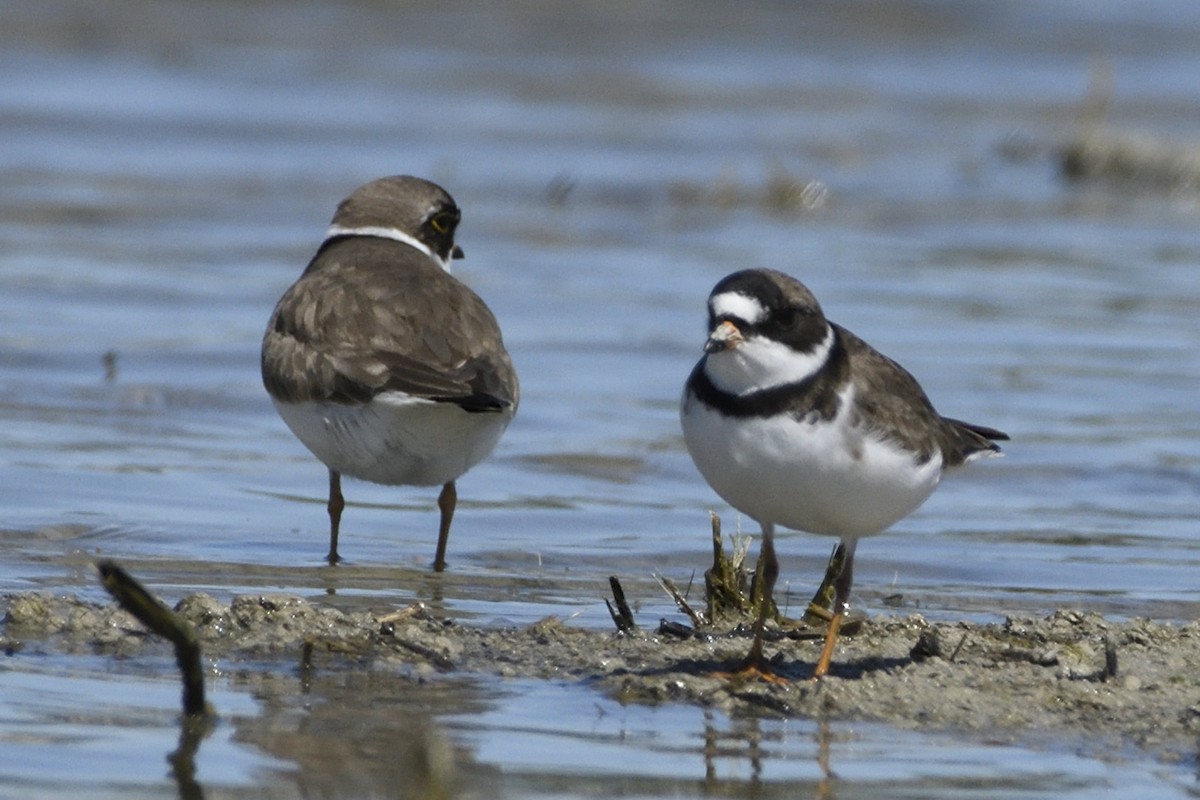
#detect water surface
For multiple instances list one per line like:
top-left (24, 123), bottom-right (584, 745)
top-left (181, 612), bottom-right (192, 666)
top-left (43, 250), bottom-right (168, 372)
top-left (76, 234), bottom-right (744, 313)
top-left (2, 0), bottom-right (1199, 796)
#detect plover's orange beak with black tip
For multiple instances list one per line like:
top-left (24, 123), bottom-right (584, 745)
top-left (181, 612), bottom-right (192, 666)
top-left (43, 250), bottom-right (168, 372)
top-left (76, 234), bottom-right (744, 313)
top-left (704, 320), bottom-right (744, 353)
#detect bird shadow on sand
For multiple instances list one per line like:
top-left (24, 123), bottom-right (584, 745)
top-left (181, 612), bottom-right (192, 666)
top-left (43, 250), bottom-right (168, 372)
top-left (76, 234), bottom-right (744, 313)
top-left (598, 636), bottom-right (916, 689)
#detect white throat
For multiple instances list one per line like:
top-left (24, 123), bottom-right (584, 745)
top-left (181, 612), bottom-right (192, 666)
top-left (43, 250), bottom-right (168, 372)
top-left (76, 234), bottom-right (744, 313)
top-left (705, 324), bottom-right (834, 395)
top-left (324, 224), bottom-right (452, 272)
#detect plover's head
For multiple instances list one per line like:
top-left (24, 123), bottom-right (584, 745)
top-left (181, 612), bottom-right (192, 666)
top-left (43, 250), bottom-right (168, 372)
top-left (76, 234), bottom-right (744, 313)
top-left (700, 269), bottom-right (833, 395)
top-left (325, 175), bottom-right (464, 270)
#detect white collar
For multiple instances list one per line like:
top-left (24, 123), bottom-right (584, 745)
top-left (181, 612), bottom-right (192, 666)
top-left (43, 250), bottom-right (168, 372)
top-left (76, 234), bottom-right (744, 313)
top-left (324, 224), bottom-right (451, 272)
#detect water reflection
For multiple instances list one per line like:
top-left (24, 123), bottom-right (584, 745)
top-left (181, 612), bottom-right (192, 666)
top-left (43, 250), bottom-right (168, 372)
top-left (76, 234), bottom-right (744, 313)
top-left (700, 710), bottom-right (840, 799)
top-left (169, 715), bottom-right (214, 800)
top-left (234, 670), bottom-right (489, 800)
top-left (2, 650), bottom-right (1195, 799)
top-left (702, 709), bottom-right (766, 792)
top-left (0, 664), bottom-right (280, 798)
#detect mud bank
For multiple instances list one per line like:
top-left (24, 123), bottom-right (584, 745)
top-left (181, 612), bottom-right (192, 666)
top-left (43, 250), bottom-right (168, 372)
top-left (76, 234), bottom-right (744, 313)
top-left (4, 589), bottom-right (1199, 766)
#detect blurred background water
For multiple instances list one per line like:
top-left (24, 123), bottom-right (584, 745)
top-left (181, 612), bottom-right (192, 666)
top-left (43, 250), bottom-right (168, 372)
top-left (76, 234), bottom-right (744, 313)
top-left (2, 0), bottom-right (1199, 797)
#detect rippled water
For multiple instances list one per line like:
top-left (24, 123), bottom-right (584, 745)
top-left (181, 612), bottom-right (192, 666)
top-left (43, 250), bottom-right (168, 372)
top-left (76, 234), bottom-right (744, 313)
top-left (2, 0), bottom-right (1199, 797)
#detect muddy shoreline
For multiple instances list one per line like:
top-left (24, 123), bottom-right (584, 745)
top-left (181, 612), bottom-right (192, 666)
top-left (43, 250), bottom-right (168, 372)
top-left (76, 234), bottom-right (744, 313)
top-left (4, 586), bottom-right (1199, 768)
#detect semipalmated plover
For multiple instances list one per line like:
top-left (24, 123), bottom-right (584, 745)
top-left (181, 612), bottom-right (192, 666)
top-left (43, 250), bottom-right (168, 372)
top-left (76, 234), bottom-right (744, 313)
top-left (681, 268), bottom-right (1006, 678)
top-left (262, 176), bottom-right (518, 571)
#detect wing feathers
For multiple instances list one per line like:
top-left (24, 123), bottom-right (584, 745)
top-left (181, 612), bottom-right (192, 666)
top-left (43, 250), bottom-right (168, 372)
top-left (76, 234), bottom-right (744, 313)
top-left (262, 238), bottom-right (517, 413)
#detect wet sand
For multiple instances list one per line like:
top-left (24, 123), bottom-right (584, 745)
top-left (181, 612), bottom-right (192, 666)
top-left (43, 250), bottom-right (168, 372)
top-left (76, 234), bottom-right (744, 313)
top-left (5, 585), bottom-right (1198, 767)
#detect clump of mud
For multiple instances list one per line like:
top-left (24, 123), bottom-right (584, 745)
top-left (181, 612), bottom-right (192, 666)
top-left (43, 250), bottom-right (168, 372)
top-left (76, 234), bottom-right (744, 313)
top-left (5, 587), bottom-right (1200, 764)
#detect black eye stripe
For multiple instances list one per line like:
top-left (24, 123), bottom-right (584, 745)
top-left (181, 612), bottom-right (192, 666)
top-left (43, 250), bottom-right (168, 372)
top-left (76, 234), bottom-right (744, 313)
top-left (709, 311), bottom-right (783, 337)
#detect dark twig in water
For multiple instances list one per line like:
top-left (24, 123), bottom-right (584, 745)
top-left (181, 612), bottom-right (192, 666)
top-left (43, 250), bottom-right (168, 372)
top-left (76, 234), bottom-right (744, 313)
top-left (96, 560), bottom-right (209, 718)
top-left (102, 350), bottom-right (119, 383)
top-left (657, 619), bottom-right (694, 639)
top-left (392, 637), bottom-right (456, 671)
top-left (606, 576), bottom-right (638, 633)
top-left (1103, 636), bottom-right (1119, 682)
top-left (655, 572), bottom-right (705, 627)
top-left (949, 631), bottom-right (970, 663)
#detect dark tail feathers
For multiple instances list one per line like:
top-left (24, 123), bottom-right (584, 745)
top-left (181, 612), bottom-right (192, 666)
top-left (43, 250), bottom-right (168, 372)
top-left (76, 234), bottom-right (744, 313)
top-left (942, 417), bottom-right (1008, 465)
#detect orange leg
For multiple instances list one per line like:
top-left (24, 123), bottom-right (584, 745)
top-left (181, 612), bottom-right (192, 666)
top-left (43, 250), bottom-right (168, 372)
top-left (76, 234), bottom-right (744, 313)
top-left (812, 610), bottom-right (844, 679)
top-left (811, 538), bottom-right (856, 679)
top-left (433, 481), bottom-right (457, 573)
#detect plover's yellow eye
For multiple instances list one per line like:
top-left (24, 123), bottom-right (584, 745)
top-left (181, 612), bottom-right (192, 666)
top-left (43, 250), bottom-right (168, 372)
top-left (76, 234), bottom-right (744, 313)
top-left (429, 213), bottom-right (453, 234)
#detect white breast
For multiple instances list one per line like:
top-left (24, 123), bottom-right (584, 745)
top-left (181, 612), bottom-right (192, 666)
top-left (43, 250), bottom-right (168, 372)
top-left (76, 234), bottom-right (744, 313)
top-left (274, 392), bottom-right (514, 487)
top-left (680, 384), bottom-right (943, 538)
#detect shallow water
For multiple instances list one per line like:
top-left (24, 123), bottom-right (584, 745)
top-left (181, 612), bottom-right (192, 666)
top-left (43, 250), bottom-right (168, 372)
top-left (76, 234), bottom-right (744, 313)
top-left (2, 0), bottom-right (1200, 796)
top-left (6, 659), bottom-right (1195, 800)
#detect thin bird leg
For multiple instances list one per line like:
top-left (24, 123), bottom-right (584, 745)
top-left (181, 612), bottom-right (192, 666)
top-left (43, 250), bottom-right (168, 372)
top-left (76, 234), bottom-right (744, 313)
top-left (433, 480), bottom-right (457, 573)
top-left (327, 469), bottom-right (344, 565)
top-left (803, 541), bottom-right (848, 624)
top-left (812, 538), bottom-right (857, 679)
top-left (741, 522), bottom-right (779, 672)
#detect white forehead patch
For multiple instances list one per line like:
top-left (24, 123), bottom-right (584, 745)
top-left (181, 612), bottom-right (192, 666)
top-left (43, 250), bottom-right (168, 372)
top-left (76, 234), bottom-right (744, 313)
top-left (324, 224), bottom-right (451, 273)
top-left (709, 291), bottom-right (767, 325)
